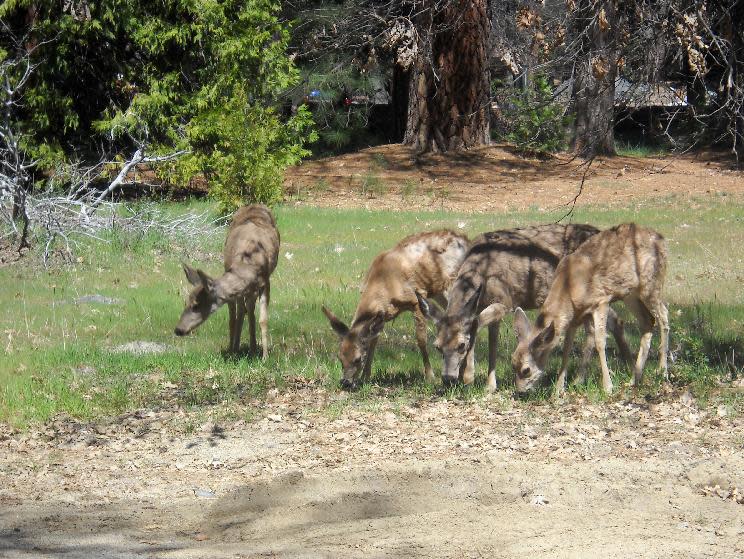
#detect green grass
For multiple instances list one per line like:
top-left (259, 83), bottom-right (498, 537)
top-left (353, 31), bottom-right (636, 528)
top-left (615, 141), bottom-right (670, 158)
top-left (2, 199), bottom-right (743, 426)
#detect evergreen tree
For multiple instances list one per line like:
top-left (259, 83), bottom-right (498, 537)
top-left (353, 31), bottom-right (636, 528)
top-left (0, 0), bottom-right (316, 209)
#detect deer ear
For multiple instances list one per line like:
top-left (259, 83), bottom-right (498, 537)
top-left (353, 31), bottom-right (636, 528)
top-left (182, 262), bottom-right (201, 286)
top-left (416, 292), bottom-right (444, 323)
top-left (532, 321), bottom-right (556, 348)
top-left (463, 283), bottom-right (484, 315)
top-left (366, 312), bottom-right (385, 339)
top-left (322, 306), bottom-right (350, 338)
top-left (196, 269), bottom-right (215, 290)
top-left (478, 302), bottom-right (506, 328)
top-left (513, 307), bottom-right (531, 342)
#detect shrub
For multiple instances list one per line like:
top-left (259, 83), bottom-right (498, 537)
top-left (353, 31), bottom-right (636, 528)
top-left (497, 76), bottom-right (570, 154)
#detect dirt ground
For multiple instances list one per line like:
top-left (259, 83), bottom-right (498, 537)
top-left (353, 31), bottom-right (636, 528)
top-left (284, 144), bottom-right (744, 211)
top-left (1, 383), bottom-right (743, 558)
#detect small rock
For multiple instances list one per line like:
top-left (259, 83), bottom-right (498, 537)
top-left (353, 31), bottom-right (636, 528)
top-left (531, 494), bottom-right (549, 506)
top-left (267, 414), bottom-right (283, 423)
top-left (194, 488), bottom-right (216, 499)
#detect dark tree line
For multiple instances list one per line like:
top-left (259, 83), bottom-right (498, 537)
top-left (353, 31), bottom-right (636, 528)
top-left (288, 0), bottom-right (744, 159)
top-left (2, 0), bottom-right (743, 195)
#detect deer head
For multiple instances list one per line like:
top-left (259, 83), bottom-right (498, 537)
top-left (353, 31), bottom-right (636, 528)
top-left (511, 307), bottom-right (557, 393)
top-left (418, 286), bottom-right (505, 387)
top-left (174, 263), bottom-right (225, 336)
top-left (322, 306), bottom-right (384, 390)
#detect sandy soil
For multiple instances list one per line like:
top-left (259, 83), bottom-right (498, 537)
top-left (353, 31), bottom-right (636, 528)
top-left (284, 144), bottom-right (744, 212)
top-left (2, 385), bottom-right (743, 558)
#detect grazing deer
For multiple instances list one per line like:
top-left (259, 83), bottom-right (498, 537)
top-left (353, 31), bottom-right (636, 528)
top-left (322, 230), bottom-right (469, 390)
top-left (417, 224), bottom-right (632, 391)
top-left (174, 204), bottom-right (280, 358)
top-left (511, 223), bottom-right (669, 395)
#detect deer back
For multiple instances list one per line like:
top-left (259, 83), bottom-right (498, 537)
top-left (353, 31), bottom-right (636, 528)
top-left (356, 230), bottom-right (469, 320)
top-left (543, 223), bottom-right (667, 319)
top-left (223, 204), bottom-right (280, 283)
top-left (451, 224), bottom-right (600, 316)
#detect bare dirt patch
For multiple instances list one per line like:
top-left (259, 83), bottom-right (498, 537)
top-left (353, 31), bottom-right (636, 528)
top-left (284, 144), bottom-right (744, 212)
top-left (2, 387), bottom-right (743, 558)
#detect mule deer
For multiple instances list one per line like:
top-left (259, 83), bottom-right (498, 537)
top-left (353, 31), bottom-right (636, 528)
top-left (511, 223), bottom-right (668, 395)
top-left (323, 230), bottom-right (469, 390)
top-left (417, 224), bottom-right (632, 391)
top-left (174, 204), bottom-right (280, 358)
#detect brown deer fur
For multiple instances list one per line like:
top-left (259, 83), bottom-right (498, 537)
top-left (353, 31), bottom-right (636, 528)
top-left (323, 230), bottom-right (469, 390)
top-left (174, 204), bottom-right (280, 358)
top-left (418, 224), bottom-right (632, 391)
top-left (511, 223), bottom-right (668, 395)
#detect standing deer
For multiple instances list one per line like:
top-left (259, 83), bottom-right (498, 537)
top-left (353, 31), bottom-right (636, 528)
top-left (417, 224), bottom-right (633, 391)
top-left (174, 204), bottom-right (280, 358)
top-left (322, 230), bottom-right (469, 390)
top-left (511, 223), bottom-right (669, 395)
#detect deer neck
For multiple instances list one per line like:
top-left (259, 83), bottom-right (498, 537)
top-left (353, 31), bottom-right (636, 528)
top-left (539, 297), bottom-right (573, 342)
top-left (446, 274), bottom-right (482, 321)
top-left (213, 269), bottom-right (258, 303)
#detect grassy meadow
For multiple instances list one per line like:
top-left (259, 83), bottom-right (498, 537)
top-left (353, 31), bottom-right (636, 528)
top-left (2, 198), bottom-right (744, 426)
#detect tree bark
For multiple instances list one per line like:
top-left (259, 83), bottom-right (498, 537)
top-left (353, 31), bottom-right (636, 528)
top-left (570, 0), bottom-right (620, 156)
top-left (403, 0), bottom-right (491, 153)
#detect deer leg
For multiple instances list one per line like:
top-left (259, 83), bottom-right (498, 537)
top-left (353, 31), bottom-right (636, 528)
top-left (607, 308), bottom-right (633, 367)
top-left (413, 308), bottom-right (435, 383)
top-left (362, 335), bottom-right (378, 385)
top-left (462, 343), bottom-right (476, 386)
top-left (486, 321), bottom-right (500, 393)
top-left (592, 304), bottom-right (613, 394)
top-left (555, 325), bottom-right (577, 396)
top-left (247, 298), bottom-right (257, 356)
top-left (232, 298), bottom-right (246, 354)
top-left (624, 296), bottom-right (654, 387)
top-left (575, 318), bottom-right (595, 386)
top-left (258, 284), bottom-right (270, 359)
top-left (654, 301), bottom-right (670, 382)
top-left (228, 301), bottom-right (237, 352)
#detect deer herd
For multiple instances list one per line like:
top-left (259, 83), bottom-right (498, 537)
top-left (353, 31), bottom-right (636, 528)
top-left (176, 204), bottom-right (670, 396)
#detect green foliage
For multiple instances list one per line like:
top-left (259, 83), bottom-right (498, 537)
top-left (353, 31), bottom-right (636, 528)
top-left (497, 76), bottom-right (570, 154)
top-left (1, 0), bottom-right (316, 208)
top-left (300, 63), bottom-right (381, 156)
top-left (615, 141), bottom-right (670, 158)
top-left (178, 93), bottom-right (314, 211)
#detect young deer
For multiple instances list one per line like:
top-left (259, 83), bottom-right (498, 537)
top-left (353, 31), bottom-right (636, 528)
top-left (174, 204), bottom-right (280, 358)
top-left (511, 223), bottom-right (669, 395)
top-left (417, 224), bottom-right (632, 391)
top-left (322, 230), bottom-right (469, 390)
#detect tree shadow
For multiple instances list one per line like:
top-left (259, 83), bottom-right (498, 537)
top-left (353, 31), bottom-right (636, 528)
top-left (0, 503), bottom-right (190, 557)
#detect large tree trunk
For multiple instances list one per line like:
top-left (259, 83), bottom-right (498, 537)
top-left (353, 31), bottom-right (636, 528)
top-left (570, 0), bottom-right (619, 156)
top-left (403, 0), bottom-right (491, 153)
